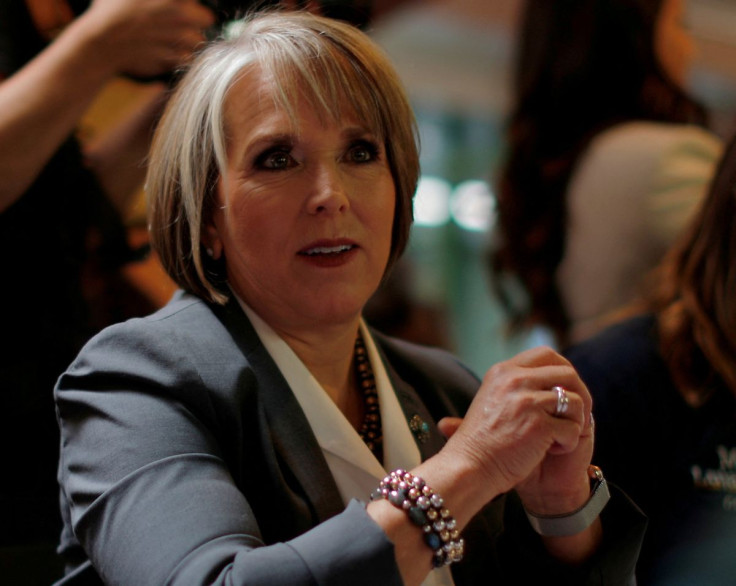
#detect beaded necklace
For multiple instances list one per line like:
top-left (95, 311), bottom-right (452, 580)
top-left (354, 335), bottom-right (383, 462)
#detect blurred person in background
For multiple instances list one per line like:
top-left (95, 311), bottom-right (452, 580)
top-left (491, 0), bottom-right (722, 348)
top-left (0, 1), bottom-right (214, 582)
top-left (564, 130), bottom-right (736, 584)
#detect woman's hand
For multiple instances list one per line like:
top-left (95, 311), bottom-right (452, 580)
top-left (383, 346), bottom-right (598, 582)
top-left (440, 346), bottom-right (593, 514)
top-left (0, 0), bottom-right (215, 212)
top-left (81, 0), bottom-right (216, 79)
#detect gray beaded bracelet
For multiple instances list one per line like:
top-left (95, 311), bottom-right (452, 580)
top-left (371, 469), bottom-right (465, 568)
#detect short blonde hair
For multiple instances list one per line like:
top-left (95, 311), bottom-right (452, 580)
top-left (147, 10), bottom-right (419, 304)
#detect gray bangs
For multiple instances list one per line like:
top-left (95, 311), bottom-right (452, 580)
top-left (231, 19), bottom-right (388, 142)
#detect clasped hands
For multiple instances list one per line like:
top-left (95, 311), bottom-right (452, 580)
top-left (439, 346), bottom-right (595, 518)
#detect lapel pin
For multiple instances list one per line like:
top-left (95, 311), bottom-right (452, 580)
top-left (409, 414), bottom-right (430, 444)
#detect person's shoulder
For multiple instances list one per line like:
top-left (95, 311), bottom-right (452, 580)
top-left (564, 314), bottom-right (667, 398)
top-left (594, 121), bottom-right (719, 146)
top-left (59, 291), bottom-right (251, 405)
top-left (86, 288), bottom-right (194, 331)
top-left (143, 289), bottom-right (219, 327)
top-left (587, 121), bottom-right (722, 163)
top-left (570, 122), bottom-right (722, 209)
top-left (565, 313), bottom-right (657, 364)
top-left (73, 290), bottom-right (225, 364)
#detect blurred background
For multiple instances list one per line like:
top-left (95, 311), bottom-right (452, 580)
top-left (365, 0), bottom-right (736, 374)
top-left (83, 0), bottom-right (736, 377)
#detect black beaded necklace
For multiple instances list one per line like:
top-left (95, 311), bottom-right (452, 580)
top-left (354, 335), bottom-right (383, 462)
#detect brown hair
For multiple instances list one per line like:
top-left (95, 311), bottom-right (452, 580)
top-left (647, 132), bottom-right (736, 404)
top-left (491, 0), bottom-right (706, 345)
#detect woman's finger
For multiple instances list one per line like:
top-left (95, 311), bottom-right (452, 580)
top-left (503, 345), bottom-right (572, 368)
top-left (483, 361), bottom-right (593, 426)
top-left (437, 417), bottom-right (463, 439)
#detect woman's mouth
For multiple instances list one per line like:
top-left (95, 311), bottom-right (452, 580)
top-left (297, 241), bottom-right (358, 267)
top-left (300, 244), bottom-right (355, 256)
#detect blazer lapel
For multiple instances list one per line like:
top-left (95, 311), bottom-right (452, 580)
top-left (211, 298), bottom-right (345, 523)
top-left (374, 343), bottom-right (448, 462)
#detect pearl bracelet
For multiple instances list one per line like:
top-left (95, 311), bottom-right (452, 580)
top-left (371, 469), bottom-right (465, 568)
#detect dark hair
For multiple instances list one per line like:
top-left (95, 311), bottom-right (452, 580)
top-left (647, 132), bottom-right (736, 405)
top-left (491, 0), bottom-right (707, 345)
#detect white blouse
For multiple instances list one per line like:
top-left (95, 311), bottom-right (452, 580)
top-left (559, 121), bottom-right (722, 343)
top-left (239, 301), bottom-right (455, 586)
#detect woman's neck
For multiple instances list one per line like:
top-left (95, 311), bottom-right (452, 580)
top-left (278, 321), bottom-right (363, 426)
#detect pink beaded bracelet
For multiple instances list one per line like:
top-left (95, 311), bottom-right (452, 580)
top-left (371, 469), bottom-right (464, 568)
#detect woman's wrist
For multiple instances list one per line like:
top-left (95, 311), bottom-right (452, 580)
top-left (411, 449), bottom-right (506, 531)
top-left (524, 467), bottom-right (610, 534)
top-left (523, 466), bottom-right (609, 563)
top-left (64, 9), bottom-right (126, 81)
top-left (371, 469), bottom-right (464, 568)
top-left (518, 473), bottom-right (591, 517)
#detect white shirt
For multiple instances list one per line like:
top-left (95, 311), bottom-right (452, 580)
top-left (559, 121), bottom-right (722, 343)
top-left (239, 301), bottom-right (455, 586)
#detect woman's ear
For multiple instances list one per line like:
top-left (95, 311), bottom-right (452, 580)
top-left (201, 222), bottom-right (224, 260)
top-left (202, 176), bottom-right (227, 260)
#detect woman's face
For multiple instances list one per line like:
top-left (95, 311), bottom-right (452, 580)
top-left (655, 0), bottom-right (696, 86)
top-left (205, 69), bottom-right (396, 334)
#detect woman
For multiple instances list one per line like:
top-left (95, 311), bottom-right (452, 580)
top-left (54, 11), bottom-right (645, 585)
top-left (565, 132), bottom-right (736, 584)
top-left (491, 0), bottom-right (722, 347)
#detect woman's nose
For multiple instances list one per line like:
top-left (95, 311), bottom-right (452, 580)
top-left (306, 163), bottom-right (350, 215)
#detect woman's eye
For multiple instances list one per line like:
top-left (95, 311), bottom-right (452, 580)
top-left (256, 148), bottom-right (295, 170)
top-left (347, 140), bottom-right (380, 164)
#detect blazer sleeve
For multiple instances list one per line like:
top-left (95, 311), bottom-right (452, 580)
top-left (55, 313), bottom-right (403, 586)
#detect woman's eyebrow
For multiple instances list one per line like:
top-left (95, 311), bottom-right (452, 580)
top-left (341, 125), bottom-right (375, 140)
top-left (245, 132), bottom-right (295, 151)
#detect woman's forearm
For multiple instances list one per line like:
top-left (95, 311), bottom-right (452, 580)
top-left (0, 14), bottom-right (119, 212)
top-left (0, 0), bottom-right (213, 213)
top-left (83, 82), bottom-right (169, 212)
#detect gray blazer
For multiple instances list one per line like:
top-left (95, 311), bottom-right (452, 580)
top-left (54, 291), bottom-right (645, 585)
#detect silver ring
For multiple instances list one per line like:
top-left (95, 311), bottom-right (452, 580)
top-left (551, 385), bottom-right (569, 417)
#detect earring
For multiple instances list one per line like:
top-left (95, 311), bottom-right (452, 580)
top-left (205, 247), bottom-right (214, 258)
